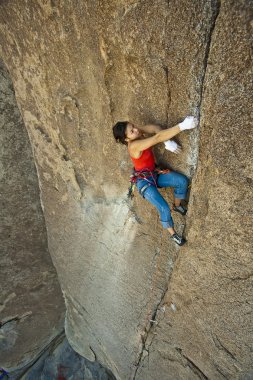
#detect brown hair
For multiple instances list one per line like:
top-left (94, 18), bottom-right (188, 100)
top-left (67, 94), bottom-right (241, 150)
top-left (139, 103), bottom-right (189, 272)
top-left (112, 121), bottom-right (128, 145)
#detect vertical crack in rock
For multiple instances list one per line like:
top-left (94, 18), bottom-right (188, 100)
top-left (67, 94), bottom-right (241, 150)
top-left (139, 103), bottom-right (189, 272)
top-left (132, 3), bottom-right (222, 379)
top-left (164, 2), bottom-right (171, 127)
top-left (197, 0), bottom-right (221, 117)
top-left (189, 0), bottom-right (221, 177)
top-left (132, 277), bottom-right (170, 380)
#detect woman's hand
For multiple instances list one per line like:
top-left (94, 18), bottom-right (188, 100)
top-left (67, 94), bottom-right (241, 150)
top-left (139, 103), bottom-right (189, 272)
top-left (164, 140), bottom-right (181, 154)
top-left (179, 116), bottom-right (198, 131)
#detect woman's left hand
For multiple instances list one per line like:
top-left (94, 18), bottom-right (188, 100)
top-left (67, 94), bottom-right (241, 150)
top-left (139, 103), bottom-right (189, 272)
top-left (164, 140), bottom-right (181, 154)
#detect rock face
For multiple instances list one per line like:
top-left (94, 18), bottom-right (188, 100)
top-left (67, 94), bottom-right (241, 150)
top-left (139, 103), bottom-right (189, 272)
top-left (0, 1), bottom-right (252, 379)
top-left (135, 2), bottom-right (253, 379)
top-left (0, 60), bottom-right (65, 370)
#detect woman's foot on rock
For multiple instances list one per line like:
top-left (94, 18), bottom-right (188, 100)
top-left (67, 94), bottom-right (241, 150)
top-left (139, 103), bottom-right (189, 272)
top-left (173, 204), bottom-right (187, 216)
top-left (170, 232), bottom-right (186, 246)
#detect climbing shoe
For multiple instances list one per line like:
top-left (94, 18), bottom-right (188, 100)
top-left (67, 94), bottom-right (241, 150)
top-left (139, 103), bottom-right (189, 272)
top-left (173, 204), bottom-right (187, 216)
top-left (171, 233), bottom-right (186, 246)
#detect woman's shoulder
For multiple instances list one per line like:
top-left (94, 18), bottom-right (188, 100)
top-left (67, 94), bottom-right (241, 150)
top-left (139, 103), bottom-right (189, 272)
top-left (128, 142), bottom-right (143, 159)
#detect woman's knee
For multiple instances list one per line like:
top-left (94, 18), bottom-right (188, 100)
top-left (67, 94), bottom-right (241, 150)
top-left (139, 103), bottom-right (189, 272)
top-left (180, 174), bottom-right (189, 188)
top-left (173, 173), bottom-right (189, 199)
top-left (174, 172), bottom-right (188, 188)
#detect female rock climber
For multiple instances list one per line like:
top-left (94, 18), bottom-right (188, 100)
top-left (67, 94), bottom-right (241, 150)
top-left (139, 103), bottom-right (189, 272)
top-left (112, 116), bottom-right (197, 246)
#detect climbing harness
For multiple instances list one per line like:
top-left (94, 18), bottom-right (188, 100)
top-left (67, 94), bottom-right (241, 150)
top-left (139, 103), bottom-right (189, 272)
top-left (127, 167), bottom-right (171, 199)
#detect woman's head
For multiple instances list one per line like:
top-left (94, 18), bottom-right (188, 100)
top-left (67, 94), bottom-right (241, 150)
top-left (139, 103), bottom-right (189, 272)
top-left (112, 121), bottom-right (140, 144)
top-left (112, 121), bottom-right (128, 145)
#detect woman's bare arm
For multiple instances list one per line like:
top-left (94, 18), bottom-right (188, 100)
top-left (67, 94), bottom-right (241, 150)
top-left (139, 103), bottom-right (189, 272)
top-left (129, 125), bottom-right (181, 158)
top-left (137, 124), bottom-right (162, 134)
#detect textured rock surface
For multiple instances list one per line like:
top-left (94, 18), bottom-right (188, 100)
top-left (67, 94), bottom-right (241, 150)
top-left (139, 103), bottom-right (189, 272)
top-left (0, 61), bottom-right (65, 370)
top-left (0, 1), bottom-right (252, 379)
top-left (135, 1), bottom-right (253, 379)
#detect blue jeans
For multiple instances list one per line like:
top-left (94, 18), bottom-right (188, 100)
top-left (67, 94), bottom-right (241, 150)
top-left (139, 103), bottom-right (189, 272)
top-left (136, 171), bottom-right (189, 228)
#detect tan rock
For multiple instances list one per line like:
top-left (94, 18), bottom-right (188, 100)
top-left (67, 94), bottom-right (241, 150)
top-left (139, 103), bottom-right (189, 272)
top-left (0, 60), bottom-right (65, 370)
top-left (136, 1), bottom-right (253, 379)
top-left (0, 1), bottom-right (252, 379)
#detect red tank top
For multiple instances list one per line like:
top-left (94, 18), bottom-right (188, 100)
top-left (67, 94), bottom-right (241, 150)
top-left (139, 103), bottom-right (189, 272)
top-left (130, 148), bottom-right (155, 171)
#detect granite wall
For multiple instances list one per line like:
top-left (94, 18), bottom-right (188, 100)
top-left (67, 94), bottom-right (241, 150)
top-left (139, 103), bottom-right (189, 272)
top-left (0, 1), bottom-right (252, 379)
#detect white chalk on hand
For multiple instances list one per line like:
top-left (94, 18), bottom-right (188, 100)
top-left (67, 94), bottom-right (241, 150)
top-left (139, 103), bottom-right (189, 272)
top-left (179, 116), bottom-right (198, 131)
top-left (164, 140), bottom-right (181, 154)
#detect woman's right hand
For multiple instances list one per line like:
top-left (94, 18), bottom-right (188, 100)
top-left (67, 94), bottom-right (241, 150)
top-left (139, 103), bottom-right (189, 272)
top-left (179, 116), bottom-right (198, 131)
